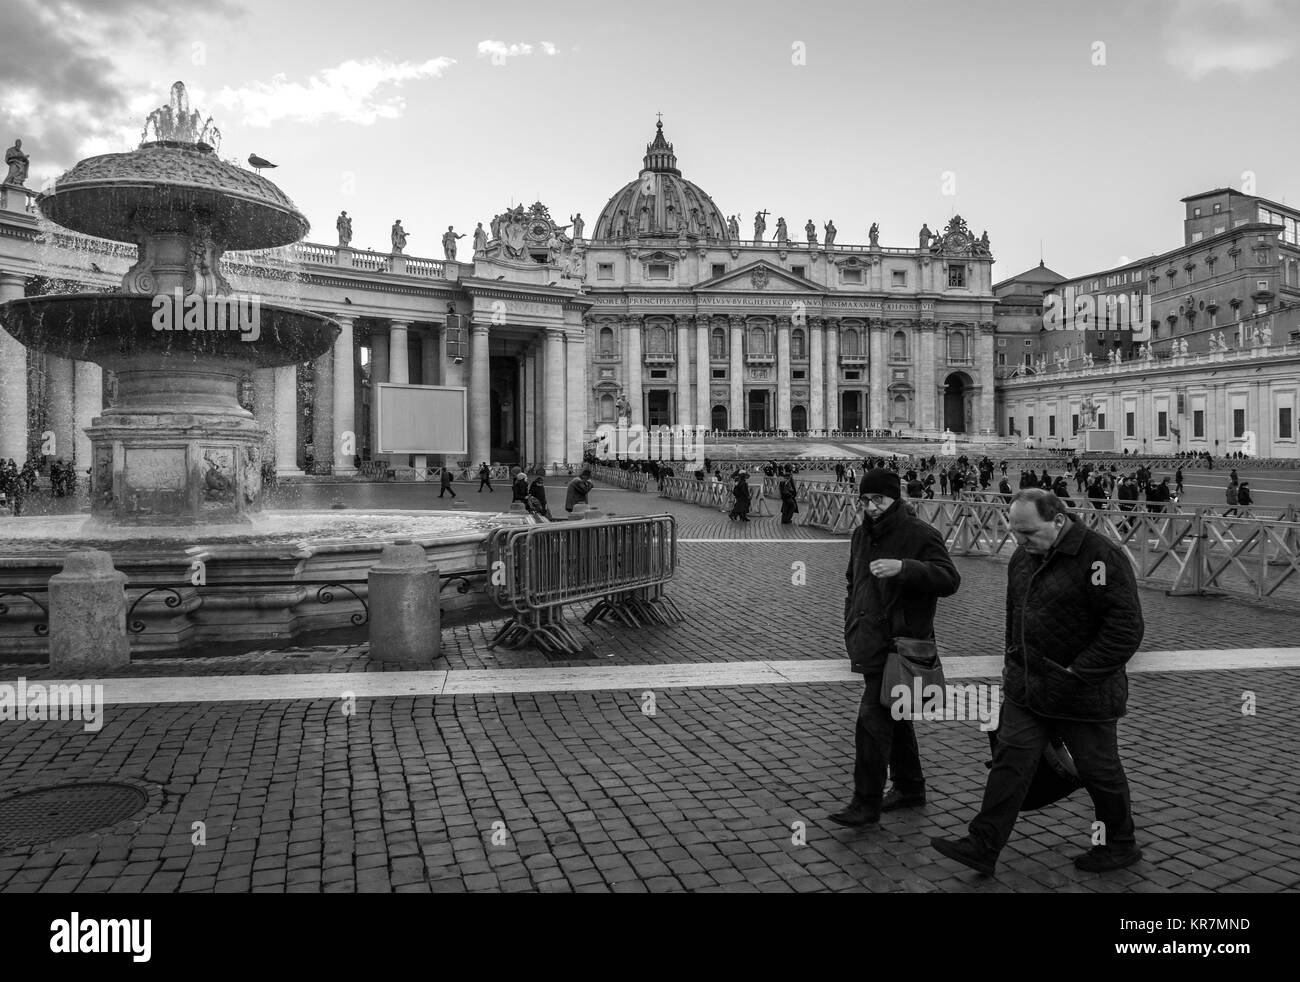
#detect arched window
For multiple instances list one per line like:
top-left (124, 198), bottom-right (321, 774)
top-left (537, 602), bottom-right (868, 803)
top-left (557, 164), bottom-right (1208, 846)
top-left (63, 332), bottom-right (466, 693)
top-left (648, 324), bottom-right (669, 355)
top-left (598, 326), bottom-right (615, 357)
top-left (893, 393), bottom-right (908, 419)
top-left (842, 328), bottom-right (860, 357)
top-left (749, 325), bottom-right (768, 355)
top-left (600, 394), bottom-right (615, 421)
top-left (711, 327), bottom-right (727, 359)
top-left (791, 328), bottom-right (806, 359)
top-left (948, 330), bottom-right (967, 362)
top-left (892, 330), bottom-right (908, 360)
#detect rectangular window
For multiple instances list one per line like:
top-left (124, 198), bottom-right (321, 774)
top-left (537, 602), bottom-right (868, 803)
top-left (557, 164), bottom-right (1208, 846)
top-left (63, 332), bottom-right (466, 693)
top-left (647, 263), bottom-right (670, 279)
top-left (947, 265), bottom-right (966, 287)
top-left (997, 337), bottom-right (1006, 347)
top-left (845, 370), bottom-right (861, 380)
top-left (1049, 416), bottom-right (1056, 436)
top-left (997, 352), bottom-right (1007, 366)
top-left (891, 270), bottom-right (906, 287)
top-left (1024, 339), bottom-right (1032, 346)
top-left (1214, 225), bottom-right (1226, 235)
top-left (1193, 409), bottom-right (1205, 438)
top-left (1233, 408), bottom-right (1246, 438)
top-left (1028, 416), bottom-right (1035, 436)
top-left (711, 264), bottom-right (726, 278)
top-left (597, 263), bottom-right (614, 280)
top-left (1125, 411), bottom-right (1135, 437)
top-left (792, 265), bottom-right (806, 278)
top-left (1098, 412), bottom-right (1106, 430)
top-left (1213, 203), bottom-right (1221, 214)
top-left (650, 369), bottom-right (668, 379)
top-left (1191, 231), bottom-right (1203, 242)
top-left (793, 370), bottom-right (806, 380)
top-left (712, 368), bottom-right (726, 379)
top-left (1193, 207), bottom-right (1202, 217)
top-left (1071, 414), bottom-right (1079, 435)
top-left (843, 268), bottom-right (863, 284)
top-left (1281, 407), bottom-right (1294, 439)
top-left (1157, 411), bottom-right (1168, 437)
top-left (1008, 416), bottom-right (1015, 434)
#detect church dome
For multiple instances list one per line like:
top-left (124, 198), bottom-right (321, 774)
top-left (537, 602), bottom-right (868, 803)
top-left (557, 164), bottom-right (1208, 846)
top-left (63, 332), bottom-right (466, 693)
top-left (592, 121), bottom-right (731, 242)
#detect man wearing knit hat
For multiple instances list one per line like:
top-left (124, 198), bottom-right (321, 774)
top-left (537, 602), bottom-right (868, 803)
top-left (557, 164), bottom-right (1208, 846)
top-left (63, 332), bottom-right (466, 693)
top-left (830, 468), bottom-right (961, 829)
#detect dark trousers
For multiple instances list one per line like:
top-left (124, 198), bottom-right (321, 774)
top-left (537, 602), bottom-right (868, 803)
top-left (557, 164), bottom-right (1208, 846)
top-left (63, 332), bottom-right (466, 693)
top-left (969, 698), bottom-right (1136, 856)
top-left (780, 499), bottom-right (796, 523)
top-left (439, 485), bottom-right (453, 497)
top-left (854, 673), bottom-right (924, 806)
top-left (478, 478), bottom-right (492, 492)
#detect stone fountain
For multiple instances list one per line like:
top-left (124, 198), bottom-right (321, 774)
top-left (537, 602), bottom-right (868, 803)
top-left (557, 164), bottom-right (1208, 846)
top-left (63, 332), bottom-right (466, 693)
top-left (1, 81), bottom-right (337, 525)
top-left (0, 84), bottom-right (511, 657)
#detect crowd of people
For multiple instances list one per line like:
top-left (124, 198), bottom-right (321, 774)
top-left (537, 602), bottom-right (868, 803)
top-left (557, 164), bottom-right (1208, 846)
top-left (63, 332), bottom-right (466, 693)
top-left (0, 457), bottom-right (78, 515)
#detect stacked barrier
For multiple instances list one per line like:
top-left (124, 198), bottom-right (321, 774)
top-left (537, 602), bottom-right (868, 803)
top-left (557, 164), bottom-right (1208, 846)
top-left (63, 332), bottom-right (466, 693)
top-left (485, 514), bottom-right (683, 656)
top-left (657, 476), bottom-right (771, 516)
top-left (587, 464), bottom-right (653, 493)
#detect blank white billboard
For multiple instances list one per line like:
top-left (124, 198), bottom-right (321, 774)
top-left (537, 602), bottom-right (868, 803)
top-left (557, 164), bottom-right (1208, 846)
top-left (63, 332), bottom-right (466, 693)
top-left (376, 383), bottom-right (467, 454)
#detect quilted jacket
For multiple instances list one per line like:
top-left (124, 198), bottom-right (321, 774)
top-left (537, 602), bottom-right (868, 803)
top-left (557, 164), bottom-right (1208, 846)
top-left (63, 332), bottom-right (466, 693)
top-left (844, 501), bottom-right (960, 675)
top-left (1004, 519), bottom-right (1144, 720)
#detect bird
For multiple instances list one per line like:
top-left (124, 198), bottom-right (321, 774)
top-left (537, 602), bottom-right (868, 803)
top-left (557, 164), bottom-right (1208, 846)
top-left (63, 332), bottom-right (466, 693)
top-left (248, 153), bottom-right (277, 172)
top-left (343, 297), bottom-right (353, 305)
top-left (90, 262), bottom-right (102, 273)
top-left (496, 275), bottom-right (505, 280)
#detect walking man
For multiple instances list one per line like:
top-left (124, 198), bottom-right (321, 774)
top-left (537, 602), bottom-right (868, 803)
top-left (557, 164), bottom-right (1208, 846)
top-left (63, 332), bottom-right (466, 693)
top-left (439, 466), bottom-right (455, 498)
top-left (829, 469), bottom-right (961, 828)
top-left (931, 488), bottom-right (1144, 875)
top-left (477, 462), bottom-right (493, 493)
top-left (779, 465), bottom-right (799, 524)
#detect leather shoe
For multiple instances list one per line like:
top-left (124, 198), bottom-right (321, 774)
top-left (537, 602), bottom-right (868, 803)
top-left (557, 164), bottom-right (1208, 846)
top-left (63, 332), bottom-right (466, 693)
top-left (881, 789), bottom-right (926, 812)
top-left (827, 800), bottom-right (880, 828)
top-left (930, 835), bottom-right (997, 876)
top-left (1074, 844), bottom-right (1143, 872)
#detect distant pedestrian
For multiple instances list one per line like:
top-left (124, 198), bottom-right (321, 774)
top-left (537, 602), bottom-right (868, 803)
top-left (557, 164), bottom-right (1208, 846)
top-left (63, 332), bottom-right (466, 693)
top-left (779, 465), bottom-right (799, 524)
top-left (565, 468), bottom-right (594, 513)
top-left (729, 473), bottom-right (751, 522)
top-left (829, 469), bottom-right (960, 829)
top-left (931, 488), bottom-right (1144, 876)
top-left (477, 462), bottom-right (493, 493)
top-left (526, 470), bottom-right (552, 520)
top-left (511, 468), bottom-right (529, 503)
top-left (1174, 468), bottom-right (1184, 495)
top-left (1237, 482), bottom-right (1253, 510)
top-left (439, 467), bottom-right (455, 498)
top-left (1223, 479), bottom-right (1240, 517)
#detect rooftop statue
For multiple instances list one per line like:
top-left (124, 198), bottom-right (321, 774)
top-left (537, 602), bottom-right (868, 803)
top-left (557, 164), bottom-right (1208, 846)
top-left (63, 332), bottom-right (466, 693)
top-left (336, 211), bottom-right (352, 248)
top-left (442, 225), bottom-right (465, 260)
top-left (918, 223), bottom-right (932, 249)
top-left (869, 222), bottom-right (879, 247)
top-left (473, 222), bottom-right (487, 253)
top-left (4, 138), bottom-right (29, 186)
top-left (571, 213), bottom-right (584, 239)
top-left (825, 219), bottom-right (837, 247)
top-left (391, 220), bottom-right (408, 255)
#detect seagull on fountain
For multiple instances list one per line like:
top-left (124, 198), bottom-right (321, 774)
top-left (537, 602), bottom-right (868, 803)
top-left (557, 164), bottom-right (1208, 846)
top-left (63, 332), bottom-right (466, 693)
top-left (248, 153), bottom-right (278, 173)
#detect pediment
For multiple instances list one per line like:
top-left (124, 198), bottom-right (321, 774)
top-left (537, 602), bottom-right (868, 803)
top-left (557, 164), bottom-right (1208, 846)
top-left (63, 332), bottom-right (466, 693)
top-left (696, 260), bottom-right (821, 294)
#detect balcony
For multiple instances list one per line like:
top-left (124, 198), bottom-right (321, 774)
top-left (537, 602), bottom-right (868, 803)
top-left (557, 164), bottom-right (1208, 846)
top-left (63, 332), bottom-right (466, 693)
top-left (745, 352), bottom-right (775, 365)
top-left (644, 351), bottom-right (676, 366)
top-left (839, 354), bottom-right (868, 366)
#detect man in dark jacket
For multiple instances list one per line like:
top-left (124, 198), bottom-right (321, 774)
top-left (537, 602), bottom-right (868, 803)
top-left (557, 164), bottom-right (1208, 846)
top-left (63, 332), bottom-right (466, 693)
top-left (778, 465), bottom-right (799, 524)
top-left (830, 469), bottom-right (961, 829)
top-left (564, 469), bottom-right (593, 513)
top-left (931, 488), bottom-right (1144, 875)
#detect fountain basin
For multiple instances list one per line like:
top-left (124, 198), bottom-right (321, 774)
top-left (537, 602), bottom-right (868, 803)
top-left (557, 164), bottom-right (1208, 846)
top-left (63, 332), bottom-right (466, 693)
top-left (0, 510), bottom-right (523, 657)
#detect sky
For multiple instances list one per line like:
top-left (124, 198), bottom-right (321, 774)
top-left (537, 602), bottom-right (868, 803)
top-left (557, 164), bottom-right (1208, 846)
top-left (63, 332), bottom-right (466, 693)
top-left (3, 0), bottom-right (1299, 282)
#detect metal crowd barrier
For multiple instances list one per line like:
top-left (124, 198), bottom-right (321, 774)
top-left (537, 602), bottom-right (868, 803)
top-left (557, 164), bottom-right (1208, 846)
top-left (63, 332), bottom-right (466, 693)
top-left (587, 464), bottom-right (654, 493)
top-left (657, 476), bottom-right (771, 516)
top-left (485, 514), bottom-right (684, 655)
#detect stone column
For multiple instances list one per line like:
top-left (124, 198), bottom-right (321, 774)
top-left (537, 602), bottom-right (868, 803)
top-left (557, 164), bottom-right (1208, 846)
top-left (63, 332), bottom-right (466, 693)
top-left (370, 330), bottom-right (388, 462)
top-left (825, 318), bottom-right (840, 429)
top-left (544, 327), bottom-right (566, 466)
top-left (468, 321), bottom-right (491, 466)
top-left (675, 314), bottom-right (692, 427)
top-left (695, 314), bottom-right (710, 433)
top-left (47, 357), bottom-right (74, 465)
top-left (422, 325), bottom-right (439, 388)
top-left (919, 322), bottom-right (937, 432)
top-left (0, 271), bottom-right (28, 462)
top-left (388, 320), bottom-right (410, 384)
top-left (274, 364), bottom-right (301, 476)
top-left (728, 315), bottom-right (744, 429)
top-left (809, 317), bottom-right (825, 432)
top-left (978, 321), bottom-right (996, 434)
top-left (332, 316), bottom-right (356, 475)
top-left (253, 368), bottom-right (276, 457)
top-left (624, 315), bottom-right (642, 425)
top-left (868, 318), bottom-right (888, 430)
top-left (566, 327), bottom-right (586, 464)
top-left (776, 315), bottom-right (792, 430)
top-left (311, 347), bottom-right (334, 473)
top-left (73, 360), bottom-right (102, 472)
top-left (530, 342), bottom-right (544, 467)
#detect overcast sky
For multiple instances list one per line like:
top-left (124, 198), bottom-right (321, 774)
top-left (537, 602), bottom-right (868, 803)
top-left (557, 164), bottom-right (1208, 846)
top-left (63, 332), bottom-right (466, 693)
top-left (3, 0), bottom-right (1298, 281)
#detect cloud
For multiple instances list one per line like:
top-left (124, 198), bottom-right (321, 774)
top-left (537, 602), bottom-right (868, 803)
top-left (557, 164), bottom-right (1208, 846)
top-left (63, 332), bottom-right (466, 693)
top-left (477, 40), bottom-right (560, 61)
top-left (1164, 0), bottom-right (1299, 77)
top-left (0, 0), bottom-right (244, 181)
top-left (213, 58), bottom-right (456, 127)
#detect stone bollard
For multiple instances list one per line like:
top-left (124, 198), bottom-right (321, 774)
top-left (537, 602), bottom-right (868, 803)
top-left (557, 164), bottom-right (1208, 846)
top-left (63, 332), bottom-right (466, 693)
top-left (48, 549), bottom-right (129, 674)
top-left (367, 540), bottom-right (439, 665)
top-left (509, 502), bottom-right (527, 513)
top-left (570, 503), bottom-right (588, 520)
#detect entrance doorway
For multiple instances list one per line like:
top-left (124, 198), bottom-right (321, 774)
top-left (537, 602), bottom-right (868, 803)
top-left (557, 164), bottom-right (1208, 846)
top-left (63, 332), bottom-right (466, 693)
top-left (490, 355), bottom-right (521, 462)
top-left (711, 405), bottom-right (728, 431)
top-left (747, 390), bottom-right (770, 430)
top-left (791, 405), bottom-right (807, 432)
top-left (841, 392), bottom-right (863, 430)
top-left (647, 390), bottom-right (671, 426)
top-left (943, 372), bottom-right (973, 433)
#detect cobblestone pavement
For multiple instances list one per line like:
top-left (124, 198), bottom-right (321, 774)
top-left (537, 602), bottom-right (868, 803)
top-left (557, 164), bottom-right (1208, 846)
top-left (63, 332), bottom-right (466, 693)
top-left (0, 482), bottom-right (1297, 894)
top-left (0, 669), bottom-right (1296, 893)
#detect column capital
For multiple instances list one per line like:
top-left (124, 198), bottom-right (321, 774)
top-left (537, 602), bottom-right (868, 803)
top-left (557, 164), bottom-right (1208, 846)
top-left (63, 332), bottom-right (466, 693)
top-left (979, 320), bottom-right (997, 335)
top-left (824, 316), bottom-right (841, 330)
top-left (625, 313), bottom-right (643, 327)
top-left (545, 326), bottom-right (566, 341)
top-left (471, 321), bottom-right (491, 336)
top-left (389, 318), bottom-right (412, 328)
top-left (808, 316), bottom-right (824, 329)
top-left (674, 313), bottom-right (690, 327)
top-left (695, 313), bottom-right (712, 328)
top-left (728, 314), bottom-right (745, 329)
top-left (918, 320), bottom-right (938, 333)
top-left (776, 315), bottom-right (792, 329)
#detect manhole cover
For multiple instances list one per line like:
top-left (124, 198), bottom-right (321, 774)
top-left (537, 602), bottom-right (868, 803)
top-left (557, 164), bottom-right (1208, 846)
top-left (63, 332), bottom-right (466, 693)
top-left (0, 782), bottom-right (148, 850)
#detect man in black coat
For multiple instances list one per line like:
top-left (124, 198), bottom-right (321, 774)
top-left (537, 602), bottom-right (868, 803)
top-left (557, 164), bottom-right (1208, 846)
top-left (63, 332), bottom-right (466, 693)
top-left (830, 469), bottom-right (961, 828)
top-left (931, 488), bottom-right (1144, 875)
